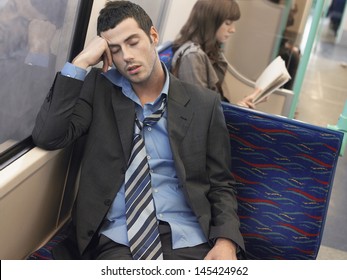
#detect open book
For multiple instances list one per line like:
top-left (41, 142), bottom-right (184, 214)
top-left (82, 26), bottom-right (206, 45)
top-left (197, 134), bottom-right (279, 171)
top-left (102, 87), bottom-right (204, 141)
top-left (252, 56), bottom-right (291, 104)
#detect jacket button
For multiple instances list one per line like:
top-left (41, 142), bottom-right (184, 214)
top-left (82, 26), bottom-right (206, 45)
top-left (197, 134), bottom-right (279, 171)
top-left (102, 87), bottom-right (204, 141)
top-left (104, 199), bottom-right (112, 206)
top-left (87, 230), bottom-right (94, 237)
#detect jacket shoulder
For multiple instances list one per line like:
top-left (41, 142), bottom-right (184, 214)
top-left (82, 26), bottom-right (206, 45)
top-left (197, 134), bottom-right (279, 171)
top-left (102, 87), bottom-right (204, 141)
top-left (169, 73), bottom-right (220, 101)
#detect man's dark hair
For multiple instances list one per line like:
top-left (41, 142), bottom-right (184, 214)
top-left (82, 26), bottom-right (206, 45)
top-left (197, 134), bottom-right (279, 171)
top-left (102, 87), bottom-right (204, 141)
top-left (97, 1), bottom-right (153, 37)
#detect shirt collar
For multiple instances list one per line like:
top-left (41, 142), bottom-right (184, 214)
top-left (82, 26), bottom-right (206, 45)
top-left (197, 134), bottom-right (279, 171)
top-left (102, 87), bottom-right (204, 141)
top-left (102, 62), bottom-right (170, 106)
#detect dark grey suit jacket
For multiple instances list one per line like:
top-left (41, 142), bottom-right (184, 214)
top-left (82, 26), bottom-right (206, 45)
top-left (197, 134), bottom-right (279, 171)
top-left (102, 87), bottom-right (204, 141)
top-left (32, 68), bottom-right (245, 256)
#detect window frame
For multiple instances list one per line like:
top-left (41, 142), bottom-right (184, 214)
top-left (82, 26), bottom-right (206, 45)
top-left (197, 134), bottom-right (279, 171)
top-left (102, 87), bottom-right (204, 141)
top-left (0, 0), bottom-right (94, 170)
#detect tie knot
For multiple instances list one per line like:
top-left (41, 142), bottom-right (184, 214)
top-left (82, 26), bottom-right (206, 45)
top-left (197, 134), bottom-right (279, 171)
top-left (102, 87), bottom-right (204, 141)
top-left (138, 97), bottom-right (167, 129)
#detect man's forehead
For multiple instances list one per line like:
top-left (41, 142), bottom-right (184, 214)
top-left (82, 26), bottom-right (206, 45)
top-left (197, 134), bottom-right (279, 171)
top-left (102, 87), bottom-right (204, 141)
top-left (100, 18), bottom-right (145, 44)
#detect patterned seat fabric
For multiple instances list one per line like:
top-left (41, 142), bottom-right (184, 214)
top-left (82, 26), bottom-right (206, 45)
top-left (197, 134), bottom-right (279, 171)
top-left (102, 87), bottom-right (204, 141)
top-left (27, 222), bottom-right (72, 260)
top-left (157, 41), bottom-right (173, 71)
top-left (223, 102), bottom-right (343, 259)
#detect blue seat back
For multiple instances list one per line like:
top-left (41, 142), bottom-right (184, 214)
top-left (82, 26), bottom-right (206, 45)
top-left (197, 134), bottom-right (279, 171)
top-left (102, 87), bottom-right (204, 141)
top-left (157, 41), bottom-right (174, 71)
top-left (223, 102), bottom-right (343, 259)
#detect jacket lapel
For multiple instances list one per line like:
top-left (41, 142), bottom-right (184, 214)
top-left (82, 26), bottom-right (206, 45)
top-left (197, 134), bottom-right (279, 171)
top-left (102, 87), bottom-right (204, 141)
top-left (167, 74), bottom-right (193, 144)
top-left (111, 87), bottom-right (135, 163)
top-left (167, 75), bottom-right (194, 185)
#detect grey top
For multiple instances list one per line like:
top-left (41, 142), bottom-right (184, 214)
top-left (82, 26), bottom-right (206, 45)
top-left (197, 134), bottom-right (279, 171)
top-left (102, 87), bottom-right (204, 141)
top-left (172, 41), bottom-right (228, 100)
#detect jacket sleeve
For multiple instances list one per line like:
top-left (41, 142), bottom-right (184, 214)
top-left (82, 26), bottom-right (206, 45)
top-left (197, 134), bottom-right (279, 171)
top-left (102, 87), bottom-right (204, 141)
top-left (206, 95), bottom-right (245, 252)
top-left (32, 68), bottom-right (99, 150)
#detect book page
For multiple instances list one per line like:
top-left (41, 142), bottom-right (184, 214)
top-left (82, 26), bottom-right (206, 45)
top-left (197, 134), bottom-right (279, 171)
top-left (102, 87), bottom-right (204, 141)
top-left (253, 56), bottom-right (291, 104)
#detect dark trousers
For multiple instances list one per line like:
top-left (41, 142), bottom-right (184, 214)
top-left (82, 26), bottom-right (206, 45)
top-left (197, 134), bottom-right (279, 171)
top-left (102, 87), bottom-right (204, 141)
top-left (92, 222), bottom-right (211, 260)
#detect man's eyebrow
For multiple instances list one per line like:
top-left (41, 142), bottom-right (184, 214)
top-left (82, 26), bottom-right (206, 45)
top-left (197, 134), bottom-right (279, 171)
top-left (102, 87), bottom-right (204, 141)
top-left (108, 34), bottom-right (140, 48)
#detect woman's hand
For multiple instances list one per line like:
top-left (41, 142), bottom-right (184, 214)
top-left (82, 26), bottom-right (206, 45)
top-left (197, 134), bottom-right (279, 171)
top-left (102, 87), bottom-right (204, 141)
top-left (237, 88), bottom-right (264, 109)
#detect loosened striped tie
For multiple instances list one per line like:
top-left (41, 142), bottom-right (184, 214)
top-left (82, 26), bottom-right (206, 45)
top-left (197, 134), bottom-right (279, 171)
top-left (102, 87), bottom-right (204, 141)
top-left (125, 98), bottom-right (166, 260)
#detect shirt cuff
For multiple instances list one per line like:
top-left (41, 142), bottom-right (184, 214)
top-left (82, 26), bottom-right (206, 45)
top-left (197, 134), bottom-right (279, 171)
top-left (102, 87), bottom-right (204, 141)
top-left (25, 52), bottom-right (50, 68)
top-left (61, 62), bottom-right (87, 81)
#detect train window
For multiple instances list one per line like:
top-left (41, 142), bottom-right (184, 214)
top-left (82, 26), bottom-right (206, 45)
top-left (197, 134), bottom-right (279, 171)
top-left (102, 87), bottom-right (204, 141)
top-left (0, 0), bottom-right (93, 168)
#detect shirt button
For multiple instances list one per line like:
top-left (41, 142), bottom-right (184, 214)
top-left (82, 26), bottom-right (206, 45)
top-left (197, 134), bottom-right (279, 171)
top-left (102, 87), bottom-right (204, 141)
top-left (159, 213), bottom-right (163, 218)
top-left (150, 169), bottom-right (154, 173)
top-left (154, 188), bottom-right (159, 193)
top-left (147, 127), bottom-right (152, 131)
top-left (147, 155), bottom-right (151, 160)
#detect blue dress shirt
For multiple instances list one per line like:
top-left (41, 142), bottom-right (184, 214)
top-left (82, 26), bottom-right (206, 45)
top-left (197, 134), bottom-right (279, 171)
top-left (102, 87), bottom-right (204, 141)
top-left (61, 62), bottom-right (207, 249)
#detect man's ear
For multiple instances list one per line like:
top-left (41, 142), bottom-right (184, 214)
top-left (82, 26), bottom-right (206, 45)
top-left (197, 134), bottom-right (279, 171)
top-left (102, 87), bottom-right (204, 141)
top-left (149, 26), bottom-right (159, 46)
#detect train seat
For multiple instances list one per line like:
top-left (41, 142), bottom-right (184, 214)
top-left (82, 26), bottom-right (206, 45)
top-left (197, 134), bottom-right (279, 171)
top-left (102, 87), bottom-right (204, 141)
top-left (27, 102), bottom-right (343, 260)
top-left (223, 103), bottom-right (343, 259)
top-left (157, 41), bottom-right (174, 71)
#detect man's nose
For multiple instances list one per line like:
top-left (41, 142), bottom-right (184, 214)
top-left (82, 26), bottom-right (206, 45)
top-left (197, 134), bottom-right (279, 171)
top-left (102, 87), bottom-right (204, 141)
top-left (122, 47), bottom-right (134, 61)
